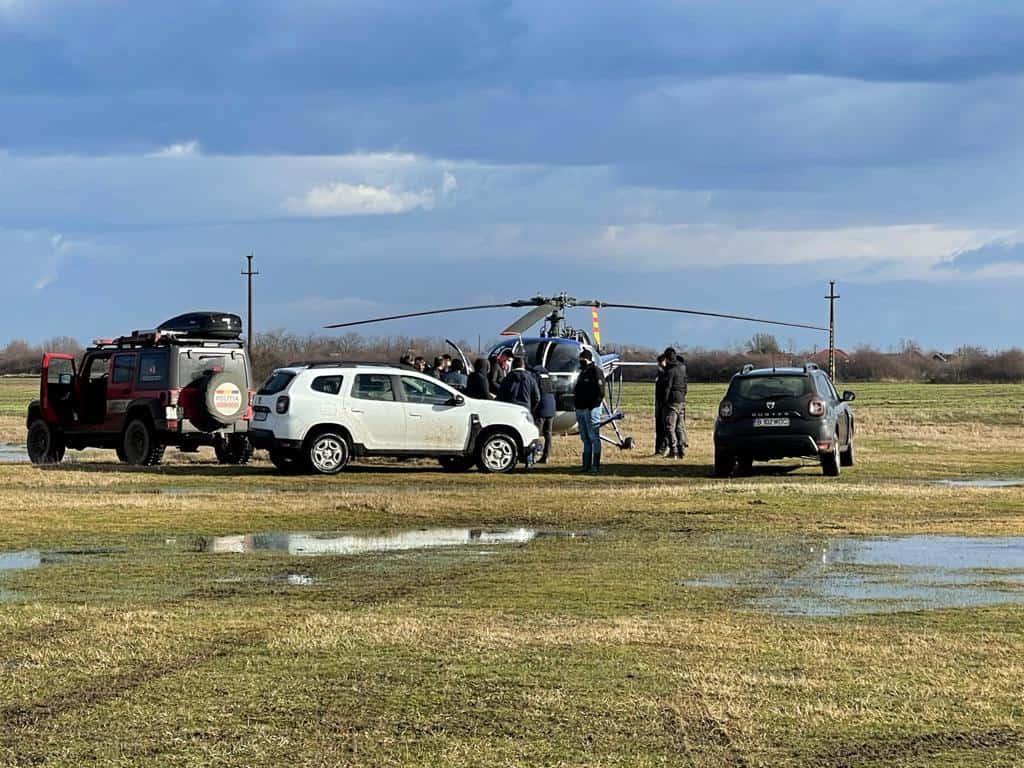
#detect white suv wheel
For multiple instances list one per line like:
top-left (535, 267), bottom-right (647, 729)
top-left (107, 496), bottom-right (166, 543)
top-left (478, 433), bottom-right (517, 473)
top-left (308, 433), bottom-right (349, 475)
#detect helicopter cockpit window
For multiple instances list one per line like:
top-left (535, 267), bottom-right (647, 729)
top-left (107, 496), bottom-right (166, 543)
top-left (546, 343), bottom-right (582, 373)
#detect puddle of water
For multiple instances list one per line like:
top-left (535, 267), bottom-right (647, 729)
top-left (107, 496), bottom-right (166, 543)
top-left (195, 527), bottom-right (538, 556)
top-left (0, 550), bottom-right (41, 571)
top-left (687, 535), bottom-right (1024, 617)
top-left (0, 444), bottom-right (30, 463)
top-left (937, 479), bottom-right (1024, 488)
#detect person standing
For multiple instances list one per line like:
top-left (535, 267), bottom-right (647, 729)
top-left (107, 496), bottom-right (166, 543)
top-left (466, 358), bottom-right (492, 399)
top-left (489, 349), bottom-right (512, 392)
top-left (660, 347), bottom-right (688, 459)
top-left (497, 356), bottom-right (541, 413)
top-left (654, 353), bottom-right (667, 455)
top-left (532, 362), bottom-right (557, 464)
top-left (444, 358), bottom-right (468, 391)
top-left (573, 349), bottom-right (605, 474)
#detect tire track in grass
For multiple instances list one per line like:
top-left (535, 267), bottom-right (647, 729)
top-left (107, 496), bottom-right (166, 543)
top-left (0, 629), bottom-right (264, 731)
top-left (811, 726), bottom-right (1021, 766)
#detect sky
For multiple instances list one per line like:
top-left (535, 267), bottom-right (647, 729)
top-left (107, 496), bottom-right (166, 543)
top-left (2, 0), bottom-right (1023, 352)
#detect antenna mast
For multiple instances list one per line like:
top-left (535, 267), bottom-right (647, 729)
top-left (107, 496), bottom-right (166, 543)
top-left (242, 252), bottom-right (259, 358)
top-left (826, 280), bottom-right (840, 380)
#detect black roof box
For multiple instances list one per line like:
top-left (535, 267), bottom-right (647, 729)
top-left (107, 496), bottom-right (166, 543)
top-left (158, 312), bottom-right (243, 340)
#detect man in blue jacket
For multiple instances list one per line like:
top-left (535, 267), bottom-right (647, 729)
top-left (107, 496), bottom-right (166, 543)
top-left (531, 363), bottom-right (557, 463)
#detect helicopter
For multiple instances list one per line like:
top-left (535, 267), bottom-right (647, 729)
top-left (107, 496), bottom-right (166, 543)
top-left (325, 293), bottom-right (828, 450)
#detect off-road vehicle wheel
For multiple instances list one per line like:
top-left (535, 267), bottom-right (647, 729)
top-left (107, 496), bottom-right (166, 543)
top-left (306, 432), bottom-right (349, 475)
top-left (215, 436), bottom-right (254, 465)
top-left (821, 433), bottom-right (841, 477)
top-left (840, 436), bottom-right (855, 467)
top-left (713, 449), bottom-right (735, 478)
top-left (122, 419), bottom-right (165, 466)
top-left (736, 455), bottom-right (753, 475)
top-left (27, 419), bottom-right (65, 465)
top-left (439, 455), bottom-right (475, 472)
top-left (476, 432), bottom-right (518, 474)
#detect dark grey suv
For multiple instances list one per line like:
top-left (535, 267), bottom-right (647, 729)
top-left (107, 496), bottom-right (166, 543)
top-left (713, 363), bottom-right (855, 477)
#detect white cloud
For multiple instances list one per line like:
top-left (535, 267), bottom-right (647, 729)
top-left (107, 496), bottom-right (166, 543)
top-left (442, 171), bottom-right (458, 197)
top-left (0, 228), bottom-right (96, 295)
top-left (587, 223), bottom-right (1013, 279)
top-left (148, 141), bottom-right (200, 158)
top-left (282, 182), bottom-right (435, 217)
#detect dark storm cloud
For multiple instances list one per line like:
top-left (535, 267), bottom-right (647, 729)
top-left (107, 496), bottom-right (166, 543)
top-left (3, 0), bottom-right (1024, 164)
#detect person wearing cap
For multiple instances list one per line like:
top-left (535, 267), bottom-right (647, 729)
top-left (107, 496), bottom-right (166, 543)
top-left (573, 348), bottom-right (606, 474)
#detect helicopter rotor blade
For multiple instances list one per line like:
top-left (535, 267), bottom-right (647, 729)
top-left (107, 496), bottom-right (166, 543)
top-left (324, 303), bottom-right (518, 330)
top-left (501, 304), bottom-right (555, 336)
top-left (594, 302), bottom-right (828, 332)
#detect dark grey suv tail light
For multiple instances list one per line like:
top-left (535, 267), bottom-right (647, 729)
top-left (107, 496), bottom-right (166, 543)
top-left (276, 395), bottom-right (290, 414)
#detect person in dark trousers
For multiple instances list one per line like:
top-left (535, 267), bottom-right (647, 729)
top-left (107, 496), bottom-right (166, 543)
top-left (532, 363), bottom-right (557, 463)
top-left (573, 349), bottom-right (605, 474)
top-left (660, 347), bottom-right (688, 458)
top-left (466, 358), bottom-right (492, 399)
top-left (654, 353), bottom-right (667, 455)
top-left (498, 356), bottom-right (541, 414)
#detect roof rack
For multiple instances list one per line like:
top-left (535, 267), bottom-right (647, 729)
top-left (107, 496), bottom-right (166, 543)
top-left (90, 330), bottom-right (245, 351)
top-left (286, 360), bottom-right (409, 370)
top-left (740, 363), bottom-right (755, 374)
top-left (803, 362), bottom-right (820, 373)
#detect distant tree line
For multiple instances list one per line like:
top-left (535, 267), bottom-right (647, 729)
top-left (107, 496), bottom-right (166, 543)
top-left (2, 332), bottom-right (1023, 385)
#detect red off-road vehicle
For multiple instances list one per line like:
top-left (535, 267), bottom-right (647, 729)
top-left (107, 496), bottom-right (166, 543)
top-left (26, 312), bottom-right (254, 466)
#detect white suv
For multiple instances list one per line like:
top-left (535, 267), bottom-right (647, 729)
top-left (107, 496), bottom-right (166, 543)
top-left (249, 363), bottom-right (543, 474)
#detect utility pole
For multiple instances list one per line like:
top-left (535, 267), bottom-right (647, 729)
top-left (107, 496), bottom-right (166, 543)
top-left (826, 280), bottom-right (840, 381)
top-left (242, 253), bottom-right (259, 357)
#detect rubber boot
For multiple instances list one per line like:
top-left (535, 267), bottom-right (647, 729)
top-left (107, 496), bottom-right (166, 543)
top-left (587, 454), bottom-right (601, 475)
top-left (577, 452), bottom-right (592, 473)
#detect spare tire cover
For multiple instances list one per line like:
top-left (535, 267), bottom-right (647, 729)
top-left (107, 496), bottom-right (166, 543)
top-left (203, 371), bottom-right (248, 425)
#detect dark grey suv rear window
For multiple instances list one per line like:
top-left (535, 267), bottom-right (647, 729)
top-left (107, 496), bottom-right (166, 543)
top-left (731, 375), bottom-right (810, 400)
top-left (259, 371), bottom-right (296, 395)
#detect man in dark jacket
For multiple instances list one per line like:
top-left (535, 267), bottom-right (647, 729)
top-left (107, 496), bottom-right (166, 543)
top-left (466, 358), bottom-right (492, 399)
top-left (498, 356), bottom-right (541, 413)
top-left (532, 363), bottom-right (557, 463)
top-left (488, 350), bottom-right (512, 392)
top-left (573, 348), bottom-right (606, 474)
top-left (660, 347), bottom-right (688, 458)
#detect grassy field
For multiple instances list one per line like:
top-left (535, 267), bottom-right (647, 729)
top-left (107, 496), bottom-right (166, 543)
top-left (1, 378), bottom-right (1023, 766)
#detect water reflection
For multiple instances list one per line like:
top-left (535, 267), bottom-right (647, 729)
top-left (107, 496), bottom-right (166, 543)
top-left (688, 535), bottom-right (1024, 616)
top-left (199, 527), bottom-right (537, 556)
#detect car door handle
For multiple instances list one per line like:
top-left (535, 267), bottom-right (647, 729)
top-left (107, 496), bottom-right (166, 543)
top-left (409, 413), bottom-right (423, 419)
top-left (350, 408), bottom-right (365, 414)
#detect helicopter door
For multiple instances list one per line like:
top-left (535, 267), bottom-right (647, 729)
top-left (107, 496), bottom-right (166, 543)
top-left (399, 376), bottom-right (471, 452)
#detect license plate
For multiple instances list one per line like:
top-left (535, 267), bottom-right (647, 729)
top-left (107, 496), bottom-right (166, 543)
top-left (253, 410), bottom-right (268, 422)
top-left (753, 417), bottom-right (789, 428)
